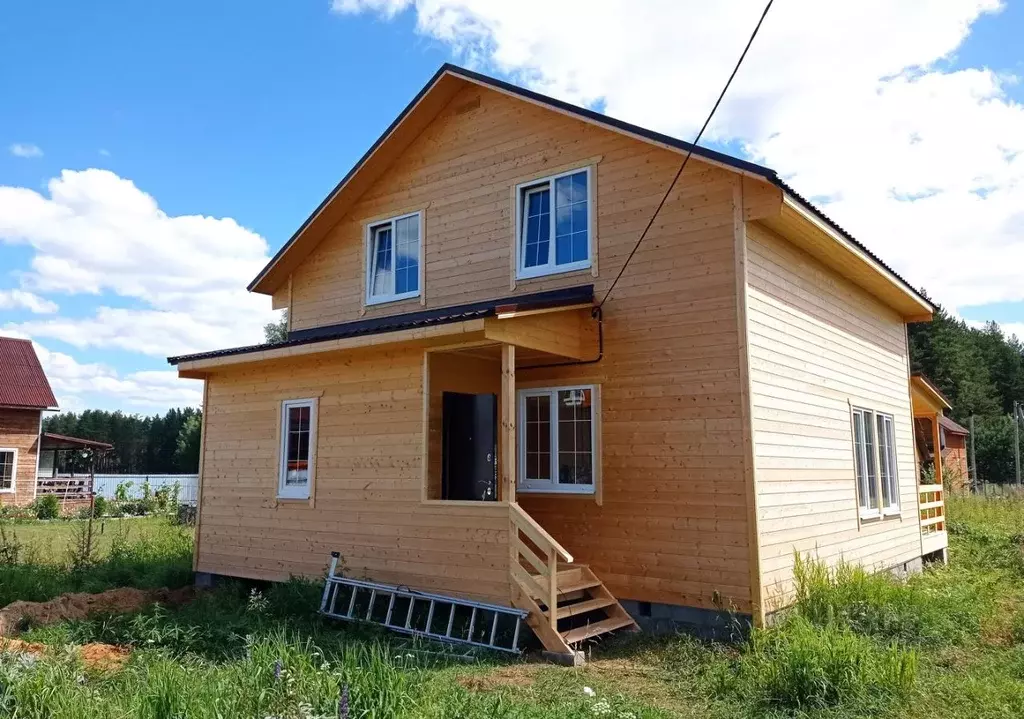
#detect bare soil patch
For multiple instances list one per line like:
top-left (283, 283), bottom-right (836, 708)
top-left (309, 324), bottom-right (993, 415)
top-left (0, 638), bottom-right (130, 671)
top-left (0, 586), bottom-right (195, 636)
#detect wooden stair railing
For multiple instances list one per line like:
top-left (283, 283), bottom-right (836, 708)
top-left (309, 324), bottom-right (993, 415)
top-left (509, 502), bottom-right (637, 657)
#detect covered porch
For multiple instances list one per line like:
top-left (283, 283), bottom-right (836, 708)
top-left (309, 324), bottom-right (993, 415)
top-left (910, 374), bottom-right (951, 559)
top-left (35, 432), bottom-right (114, 500)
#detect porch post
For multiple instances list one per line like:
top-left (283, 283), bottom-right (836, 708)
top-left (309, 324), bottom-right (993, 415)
top-left (931, 413), bottom-right (943, 485)
top-left (501, 344), bottom-right (516, 504)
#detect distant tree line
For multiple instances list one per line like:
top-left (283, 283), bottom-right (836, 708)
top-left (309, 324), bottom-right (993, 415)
top-left (909, 296), bottom-right (1024, 484)
top-left (43, 408), bottom-right (202, 475)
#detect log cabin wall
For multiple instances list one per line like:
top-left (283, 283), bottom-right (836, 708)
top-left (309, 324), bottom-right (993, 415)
top-left (0, 407), bottom-right (41, 507)
top-left (745, 222), bottom-right (922, 610)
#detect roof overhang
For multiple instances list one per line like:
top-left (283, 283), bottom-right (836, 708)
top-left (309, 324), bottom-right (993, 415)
top-left (759, 196), bottom-right (934, 323)
top-left (911, 374), bottom-right (952, 416)
top-left (40, 433), bottom-right (114, 451)
top-left (171, 286), bottom-right (597, 378)
top-left (246, 64), bottom-right (933, 326)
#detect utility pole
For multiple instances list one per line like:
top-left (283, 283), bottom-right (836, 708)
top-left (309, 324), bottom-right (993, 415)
top-left (1015, 401), bottom-right (1021, 487)
top-left (970, 415), bottom-right (978, 493)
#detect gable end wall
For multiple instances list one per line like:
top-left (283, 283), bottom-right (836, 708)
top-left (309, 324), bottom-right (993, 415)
top-left (745, 221), bottom-right (921, 609)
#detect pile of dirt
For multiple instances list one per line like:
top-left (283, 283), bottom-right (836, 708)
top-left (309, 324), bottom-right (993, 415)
top-left (0, 586), bottom-right (194, 636)
top-left (0, 638), bottom-right (130, 671)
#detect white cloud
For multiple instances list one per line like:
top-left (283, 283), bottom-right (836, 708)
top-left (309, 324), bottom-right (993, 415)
top-left (0, 289), bottom-right (58, 314)
top-left (336, 0), bottom-right (1023, 315)
top-left (9, 143), bottom-right (43, 158)
top-left (98, 149), bottom-right (111, 157)
top-left (0, 169), bottom-right (276, 357)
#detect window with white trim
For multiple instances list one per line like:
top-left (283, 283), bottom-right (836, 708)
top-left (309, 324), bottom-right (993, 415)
top-left (852, 407), bottom-right (899, 518)
top-left (366, 211), bottom-right (421, 305)
top-left (518, 385), bottom-right (596, 494)
top-left (515, 168), bottom-right (591, 279)
top-left (0, 448), bottom-right (15, 493)
top-left (278, 398), bottom-right (317, 499)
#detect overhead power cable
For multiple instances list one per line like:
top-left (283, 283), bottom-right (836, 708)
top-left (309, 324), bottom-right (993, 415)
top-left (598, 0), bottom-right (775, 308)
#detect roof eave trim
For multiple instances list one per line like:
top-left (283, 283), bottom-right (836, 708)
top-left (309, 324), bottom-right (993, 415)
top-left (781, 194), bottom-right (933, 317)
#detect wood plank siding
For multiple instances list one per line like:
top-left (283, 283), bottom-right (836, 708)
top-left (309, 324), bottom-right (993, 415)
top-left (197, 347), bottom-right (512, 602)
top-left (745, 223), bottom-right (921, 610)
top-left (0, 408), bottom-right (41, 507)
top-left (197, 84), bottom-right (767, 613)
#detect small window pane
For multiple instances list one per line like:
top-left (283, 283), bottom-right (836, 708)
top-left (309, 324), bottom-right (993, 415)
top-left (523, 189), bottom-right (551, 269)
top-left (0, 451), bottom-right (13, 490)
top-left (394, 215), bottom-right (419, 295)
top-left (553, 171), bottom-right (588, 266)
top-left (285, 405), bottom-right (311, 487)
top-left (525, 395), bottom-right (551, 480)
top-left (556, 389), bottom-right (593, 486)
top-left (370, 226), bottom-right (393, 297)
top-left (863, 414), bottom-right (878, 507)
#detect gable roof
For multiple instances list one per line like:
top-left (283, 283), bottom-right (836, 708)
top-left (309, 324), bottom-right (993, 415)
top-left (938, 415), bottom-right (969, 436)
top-left (0, 337), bottom-right (58, 410)
top-left (911, 373), bottom-right (953, 413)
top-left (249, 63), bottom-right (933, 321)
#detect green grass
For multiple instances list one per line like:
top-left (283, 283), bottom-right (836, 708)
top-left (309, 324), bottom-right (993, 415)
top-left (2, 496), bottom-right (1024, 717)
top-left (0, 516), bottom-right (193, 607)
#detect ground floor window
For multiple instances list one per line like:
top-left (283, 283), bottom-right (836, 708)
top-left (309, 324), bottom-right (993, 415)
top-left (279, 398), bottom-right (317, 500)
top-left (517, 385), bottom-right (597, 494)
top-left (0, 448), bottom-right (15, 492)
top-left (852, 407), bottom-right (899, 518)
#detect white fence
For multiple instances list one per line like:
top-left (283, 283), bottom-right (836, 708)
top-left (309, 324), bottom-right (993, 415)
top-left (91, 474), bottom-right (198, 505)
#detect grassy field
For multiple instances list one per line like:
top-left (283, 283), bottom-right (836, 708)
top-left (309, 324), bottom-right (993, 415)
top-left (1, 497), bottom-right (1024, 717)
top-left (0, 516), bottom-right (193, 607)
top-left (2, 516), bottom-right (183, 563)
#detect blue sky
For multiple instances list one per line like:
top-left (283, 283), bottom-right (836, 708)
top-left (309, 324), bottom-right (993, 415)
top-left (1, 1), bottom-right (1022, 412)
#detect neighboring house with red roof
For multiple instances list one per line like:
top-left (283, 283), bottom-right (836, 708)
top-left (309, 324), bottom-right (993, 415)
top-left (0, 336), bottom-right (59, 506)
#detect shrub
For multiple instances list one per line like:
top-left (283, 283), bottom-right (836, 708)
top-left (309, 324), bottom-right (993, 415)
top-left (32, 494), bottom-right (60, 520)
top-left (174, 503), bottom-right (197, 526)
top-left (717, 615), bottom-right (917, 714)
top-left (0, 523), bottom-right (22, 564)
top-left (92, 494), bottom-right (107, 517)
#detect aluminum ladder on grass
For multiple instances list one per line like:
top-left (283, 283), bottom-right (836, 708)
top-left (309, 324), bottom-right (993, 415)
top-left (318, 552), bottom-right (529, 654)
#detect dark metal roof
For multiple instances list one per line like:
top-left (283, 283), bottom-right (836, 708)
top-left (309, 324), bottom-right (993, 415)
top-left (40, 433), bottom-right (114, 451)
top-left (168, 285), bottom-right (594, 366)
top-left (247, 63), bottom-right (931, 314)
top-left (0, 336), bottom-right (58, 409)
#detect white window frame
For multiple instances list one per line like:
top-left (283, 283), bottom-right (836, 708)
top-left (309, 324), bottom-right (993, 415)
top-left (514, 166), bottom-right (593, 280)
top-left (517, 384), bottom-right (598, 495)
top-left (278, 398), bottom-right (318, 500)
top-left (0, 447), bottom-right (16, 494)
top-left (365, 210), bottom-right (423, 306)
top-left (851, 407), bottom-right (900, 520)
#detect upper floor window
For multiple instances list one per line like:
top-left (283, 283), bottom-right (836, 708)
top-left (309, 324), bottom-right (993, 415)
top-left (366, 211), bottom-right (421, 305)
top-left (852, 407), bottom-right (899, 519)
top-left (515, 168), bottom-right (592, 279)
top-left (279, 398), bottom-right (317, 500)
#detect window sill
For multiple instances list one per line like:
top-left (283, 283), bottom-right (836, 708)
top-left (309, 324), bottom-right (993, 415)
top-left (276, 495), bottom-right (311, 503)
top-left (365, 291), bottom-right (420, 307)
top-left (0, 488), bottom-right (15, 494)
top-left (517, 485), bottom-right (595, 496)
top-left (516, 261), bottom-right (591, 282)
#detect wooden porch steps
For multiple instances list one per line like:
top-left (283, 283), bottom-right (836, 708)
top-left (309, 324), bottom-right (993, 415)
top-left (545, 595), bottom-right (617, 620)
top-left (517, 564), bottom-right (638, 654)
top-left (508, 503), bottom-right (638, 659)
top-left (562, 615), bottom-right (637, 644)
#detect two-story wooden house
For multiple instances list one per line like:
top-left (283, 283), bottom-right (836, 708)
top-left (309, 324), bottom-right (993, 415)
top-left (169, 65), bottom-right (942, 657)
